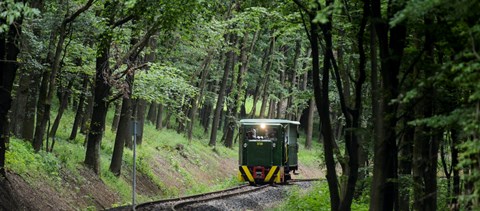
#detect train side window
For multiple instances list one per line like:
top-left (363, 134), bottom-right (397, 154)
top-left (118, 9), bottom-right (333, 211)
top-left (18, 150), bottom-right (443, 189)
top-left (246, 128), bottom-right (257, 139)
top-left (268, 129), bottom-right (277, 140)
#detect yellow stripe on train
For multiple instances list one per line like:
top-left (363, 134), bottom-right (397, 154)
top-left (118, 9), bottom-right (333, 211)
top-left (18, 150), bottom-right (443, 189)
top-left (241, 166), bottom-right (255, 182)
top-left (264, 166), bottom-right (277, 182)
top-left (275, 166), bottom-right (284, 183)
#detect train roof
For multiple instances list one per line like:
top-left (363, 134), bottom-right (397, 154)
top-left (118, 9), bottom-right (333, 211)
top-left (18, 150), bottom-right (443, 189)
top-left (239, 119), bottom-right (300, 125)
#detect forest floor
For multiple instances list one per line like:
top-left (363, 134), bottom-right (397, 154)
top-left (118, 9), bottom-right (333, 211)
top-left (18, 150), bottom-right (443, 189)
top-left (0, 129), bottom-right (324, 210)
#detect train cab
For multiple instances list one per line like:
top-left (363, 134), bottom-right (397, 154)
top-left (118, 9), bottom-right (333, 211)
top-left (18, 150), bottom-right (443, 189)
top-left (238, 119), bottom-right (300, 184)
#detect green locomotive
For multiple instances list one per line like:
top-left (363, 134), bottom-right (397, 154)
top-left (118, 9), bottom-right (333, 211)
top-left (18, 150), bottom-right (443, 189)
top-left (238, 119), bottom-right (300, 184)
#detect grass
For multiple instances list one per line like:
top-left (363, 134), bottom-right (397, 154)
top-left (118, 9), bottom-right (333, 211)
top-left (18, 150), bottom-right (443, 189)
top-left (274, 181), bottom-right (369, 211)
top-left (296, 136), bottom-right (323, 167)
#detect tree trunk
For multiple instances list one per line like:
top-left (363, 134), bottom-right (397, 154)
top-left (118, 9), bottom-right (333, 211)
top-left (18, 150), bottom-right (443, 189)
top-left (287, 40), bottom-right (301, 120)
top-left (297, 52), bottom-right (311, 124)
top-left (80, 88), bottom-right (94, 134)
top-left (33, 67), bottom-right (50, 151)
top-left (146, 102), bottom-right (157, 124)
top-left (440, 132), bottom-right (452, 204)
top-left (369, 0), bottom-right (407, 209)
top-left (305, 98), bottom-right (314, 149)
top-left (0, 22), bottom-right (21, 177)
top-left (258, 34), bottom-right (276, 119)
top-left (110, 90), bottom-right (133, 176)
top-left (49, 79), bottom-right (74, 140)
top-left (276, 46), bottom-right (288, 119)
top-left (70, 74), bottom-right (89, 140)
top-left (188, 52), bottom-right (213, 141)
top-left (177, 101), bottom-right (189, 134)
top-left (11, 71), bottom-right (29, 138)
top-left (224, 32), bottom-right (249, 148)
top-left (398, 107), bottom-right (414, 211)
top-left (22, 70), bottom-right (41, 141)
top-left (144, 38), bottom-right (157, 126)
top-left (135, 99), bottom-right (147, 145)
top-left (413, 17), bottom-right (438, 211)
top-left (249, 86), bottom-right (260, 118)
top-left (111, 101), bottom-right (121, 132)
top-left (209, 33), bottom-right (235, 146)
top-left (335, 1), bottom-right (368, 208)
top-left (302, 5), bottom-right (341, 209)
top-left (33, 29), bottom-right (56, 151)
top-left (240, 92), bottom-right (247, 118)
top-left (413, 124), bottom-right (438, 211)
top-left (127, 97), bottom-right (138, 149)
top-left (163, 107), bottom-right (172, 129)
top-left (85, 23), bottom-right (113, 174)
top-left (249, 38), bottom-right (269, 118)
top-left (156, 104), bottom-right (163, 130)
top-left (267, 99), bottom-right (275, 119)
top-left (451, 129), bottom-right (460, 209)
top-left (202, 100), bottom-right (212, 134)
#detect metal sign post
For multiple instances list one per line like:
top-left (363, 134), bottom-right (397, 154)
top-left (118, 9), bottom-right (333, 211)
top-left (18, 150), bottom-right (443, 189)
top-left (132, 120), bottom-right (137, 210)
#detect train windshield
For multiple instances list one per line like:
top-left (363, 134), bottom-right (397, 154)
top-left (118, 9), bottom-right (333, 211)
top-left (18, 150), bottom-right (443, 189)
top-left (244, 125), bottom-right (280, 140)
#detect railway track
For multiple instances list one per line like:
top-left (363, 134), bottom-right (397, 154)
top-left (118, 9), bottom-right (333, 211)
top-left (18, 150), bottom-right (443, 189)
top-left (108, 178), bottom-right (321, 211)
top-left (130, 184), bottom-right (267, 210)
top-left (290, 178), bottom-right (321, 183)
top-left (169, 184), bottom-right (269, 211)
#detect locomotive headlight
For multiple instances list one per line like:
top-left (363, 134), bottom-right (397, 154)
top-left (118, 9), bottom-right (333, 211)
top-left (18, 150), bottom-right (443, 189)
top-left (243, 143), bottom-right (247, 148)
top-left (260, 124), bottom-right (266, 129)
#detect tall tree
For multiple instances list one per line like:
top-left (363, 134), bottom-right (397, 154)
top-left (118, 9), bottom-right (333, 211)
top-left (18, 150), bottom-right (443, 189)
top-left (294, 0), bottom-right (369, 209)
top-left (84, 1), bottom-right (115, 173)
top-left (369, 0), bottom-right (407, 209)
top-left (209, 32), bottom-right (236, 146)
top-left (224, 32), bottom-right (250, 148)
top-left (69, 73), bottom-right (89, 140)
top-left (0, 23), bottom-right (20, 178)
top-left (110, 73), bottom-right (134, 176)
top-left (209, 1), bottom-right (238, 146)
top-left (0, 0), bottom-right (37, 177)
top-left (293, 1), bottom-right (340, 209)
top-left (187, 51), bottom-right (213, 141)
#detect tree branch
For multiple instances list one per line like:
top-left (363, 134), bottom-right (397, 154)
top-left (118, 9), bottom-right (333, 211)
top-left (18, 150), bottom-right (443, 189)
top-left (60, 23), bottom-right (75, 70)
top-left (292, 0), bottom-right (310, 14)
top-left (107, 92), bottom-right (124, 104)
top-left (298, 9), bottom-right (312, 43)
top-left (113, 15), bottom-right (135, 28)
top-left (112, 63), bottom-right (148, 80)
top-left (64, 0), bottom-right (96, 24)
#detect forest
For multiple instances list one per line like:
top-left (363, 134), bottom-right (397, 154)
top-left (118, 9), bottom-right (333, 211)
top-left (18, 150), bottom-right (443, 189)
top-left (1, 0), bottom-right (480, 210)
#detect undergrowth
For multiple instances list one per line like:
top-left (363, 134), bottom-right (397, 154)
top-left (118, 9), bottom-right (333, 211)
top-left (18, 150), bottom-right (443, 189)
top-left (276, 181), bottom-right (369, 211)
